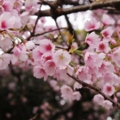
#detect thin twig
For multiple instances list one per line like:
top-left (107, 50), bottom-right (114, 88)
top-left (55, 20), bottom-right (65, 43)
top-left (32, 3), bottom-right (43, 35)
top-left (33, 27), bottom-right (67, 37)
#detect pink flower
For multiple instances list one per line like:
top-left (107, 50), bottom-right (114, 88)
top-left (84, 52), bottom-right (105, 68)
top-left (53, 49), bottom-right (71, 69)
top-left (101, 27), bottom-right (114, 38)
top-left (61, 85), bottom-right (73, 101)
top-left (0, 37), bottom-right (13, 52)
top-left (111, 47), bottom-right (120, 67)
top-left (32, 46), bottom-right (43, 62)
top-left (74, 82), bottom-right (82, 90)
top-left (102, 100), bottom-right (113, 110)
top-left (102, 14), bottom-right (115, 26)
top-left (33, 66), bottom-right (47, 80)
top-left (99, 61), bottom-right (115, 74)
top-left (43, 60), bottom-right (56, 76)
top-left (72, 91), bottom-right (81, 101)
top-left (25, 0), bottom-right (38, 9)
top-left (2, 0), bottom-right (14, 12)
top-left (85, 32), bottom-right (100, 48)
top-left (39, 39), bottom-right (55, 53)
top-left (102, 83), bottom-right (115, 96)
top-left (84, 18), bottom-right (100, 31)
top-left (13, 45), bottom-right (28, 62)
top-left (96, 41), bottom-right (111, 53)
top-left (103, 72), bottom-right (117, 84)
top-left (117, 19), bottom-right (120, 28)
top-left (76, 66), bottom-right (91, 81)
top-left (58, 66), bottom-right (74, 82)
top-left (40, 53), bottom-right (53, 64)
top-left (0, 53), bottom-right (11, 70)
top-left (0, 12), bottom-right (21, 30)
top-left (93, 94), bottom-right (104, 105)
top-left (25, 41), bottom-right (35, 50)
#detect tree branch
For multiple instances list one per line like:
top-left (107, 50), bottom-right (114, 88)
top-left (36, 0), bottom-right (120, 17)
top-left (67, 73), bottom-right (120, 109)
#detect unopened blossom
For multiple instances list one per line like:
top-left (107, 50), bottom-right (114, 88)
top-left (25, 41), bottom-right (35, 50)
top-left (102, 83), bottom-right (115, 96)
top-left (84, 18), bottom-right (100, 31)
top-left (53, 49), bottom-right (71, 69)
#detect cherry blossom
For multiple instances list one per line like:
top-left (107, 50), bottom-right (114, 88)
top-left (93, 94), bottom-right (104, 105)
top-left (33, 66), bottom-right (47, 80)
top-left (84, 18), bottom-right (100, 31)
top-left (102, 100), bottom-right (113, 110)
top-left (102, 83), bottom-right (115, 96)
top-left (61, 85), bottom-right (73, 101)
top-left (25, 0), bottom-right (38, 9)
top-left (53, 49), bottom-right (71, 69)
top-left (43, 60), bottom-right (56, 76)
top-left (74, 82), bottom-right (82, 90)
top-left (85, 32), bottom-right (100, 50)
top-left (96, 41), bottom-right (111, 53)
top-left (111, 47), bottom-right (120, 67)
top-left (72, 91), bottom-right (81, 101)
top-left (101, 27), bottom-right (114, 38)
top-left (0, 0), bottom-right (120, 116)
top-left (102, 14), bottom-right (115, 26)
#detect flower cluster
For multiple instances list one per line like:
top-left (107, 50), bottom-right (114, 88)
top-left (0, 0), bottom-right (120, 111)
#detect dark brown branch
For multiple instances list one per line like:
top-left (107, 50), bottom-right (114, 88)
top-left (36, 0), bottom-right (120, 17)
top-left (61, 0), bottom-right (120, 15)
top-left (67, 73), bottom-right (120, 109)
top-left (39, 0), bottom-right (80, 6)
